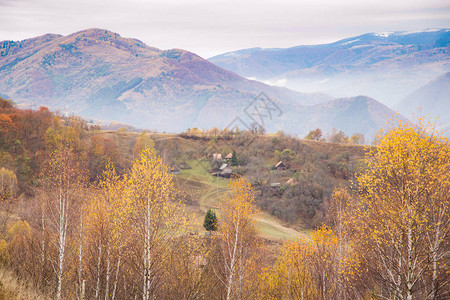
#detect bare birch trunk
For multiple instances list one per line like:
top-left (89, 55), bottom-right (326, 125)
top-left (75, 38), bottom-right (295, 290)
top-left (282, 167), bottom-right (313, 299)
top-left (41, 204), bottom-right (46, 289)
top-left (226, 221), bottom-right (239, 300)
top-left (143, 194), bottom-right (152, 300)
top-left (78, 212), bottom-right (83, 300)
top-left (111, 247), bottom-right (121, 300)
top-left (95, 237), bottom-right (103, 299)
top-left (406, 198), bottom-right (414, 300)
top-left (56, 188), bottom-right (67, 300)
top-left (105, 237), bottom-right (111, 300)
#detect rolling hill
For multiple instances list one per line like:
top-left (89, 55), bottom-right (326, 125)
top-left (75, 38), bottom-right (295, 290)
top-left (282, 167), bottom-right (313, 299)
top-left (0, 29), bottom-right (404, 139)
top-left (209, 29), bottom-right (450, 106)
top-left (0, 28), bottom-right (331, 132)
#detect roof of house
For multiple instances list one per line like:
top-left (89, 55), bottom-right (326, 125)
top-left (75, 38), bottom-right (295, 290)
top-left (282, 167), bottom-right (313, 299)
top-left (213, 153), bottom-right (222, 160)
top-left (275, 161), bottom-right (286, 168)
top-left (222, 167), bottom-right (232, 174)
top-left (225, 152), bottom-right (233, 159)
top-left (219, 163), bottom-right (228, 171)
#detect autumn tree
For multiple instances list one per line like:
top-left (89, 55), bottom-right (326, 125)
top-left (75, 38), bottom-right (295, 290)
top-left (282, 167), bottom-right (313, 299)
top-left (259, 237), bottom-right (318, 300)
top-left (81, 162), bottom-right (126, 300)
top-left (215, 177), bottom-right (262, 300)
top-left (349, 132), bottom-right (365, 145)
top-left (133, 131), bottom-right (155, 158)
top-left (125, 147), bottom-right (188, 299)
top-left (328, 128), bottom-right (348, 144)
top-left (163, 235), bottom-right (208, 299)
top-left (0, 167), bottom-right (17, 202)
top-left (325, 188), bottom-right (362, 299)
top-left (305, 128), bottom-right (322, 141)
top-left (43, 141), bottom-right (86, 300)
top-left (345, 119), bottom-right (450, 299)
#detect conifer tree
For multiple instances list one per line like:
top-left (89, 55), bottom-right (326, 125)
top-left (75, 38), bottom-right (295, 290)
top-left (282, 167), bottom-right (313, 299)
top-left (231, 150), bottom-right (238, 166)
top-left (203, 209), bottom-right (218, 232)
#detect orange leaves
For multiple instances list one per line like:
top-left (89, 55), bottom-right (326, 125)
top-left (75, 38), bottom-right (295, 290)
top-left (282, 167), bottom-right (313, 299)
top-left (311, 225), bottom-right (338, 248)
top-left (216, 177), bottom-right (263, 299)
top-left (263, 237), bottom-right (319, 300)
top-left (344, 118), bottom-right (450, 298)
top-left (0, 114), bottom-right (13, 132)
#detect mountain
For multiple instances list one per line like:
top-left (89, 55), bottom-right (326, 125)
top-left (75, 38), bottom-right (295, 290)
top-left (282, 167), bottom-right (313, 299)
top-left (396, 72), bottom-right (450, 127)
top-left (0, 29), bottom-right (403, 139)
top-left (209, 29), bottom-right (450, 106)
top-left (282, 96), bottom-right (407, 140)
top-left (0, 28), bottom-right (331, 132)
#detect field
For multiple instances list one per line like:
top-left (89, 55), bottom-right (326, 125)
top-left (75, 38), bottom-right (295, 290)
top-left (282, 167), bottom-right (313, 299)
top-left (175, 159), bottom-right (308, 240)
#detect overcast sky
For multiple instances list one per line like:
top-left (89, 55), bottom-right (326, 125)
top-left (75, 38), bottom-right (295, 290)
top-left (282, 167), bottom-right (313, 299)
top-left (0, 0), bottom-right (449, 58)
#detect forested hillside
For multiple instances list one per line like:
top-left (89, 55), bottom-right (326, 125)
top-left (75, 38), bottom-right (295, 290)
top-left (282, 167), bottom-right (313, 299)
top-left (0, 99), bottom-right (448, 299)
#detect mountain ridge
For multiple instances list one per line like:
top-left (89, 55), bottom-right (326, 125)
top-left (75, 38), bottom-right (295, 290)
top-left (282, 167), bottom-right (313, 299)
top-left (209, 29), bottom-right (450, 106)
top-left (0, 28), bottom-right (404, 139)
top-left (396, 72), bottom-right (450, 126)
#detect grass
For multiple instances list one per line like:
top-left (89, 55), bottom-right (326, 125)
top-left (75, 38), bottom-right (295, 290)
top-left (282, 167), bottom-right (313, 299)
top-left (178, 160), bottom-right (229, 188)
top-left (176, 160), bottom-right (230, 209)
top-left (0, 268), bottom-right (49, 300)
top-left (173, 159), bottom-right (309, 242)
top-left (258, 221), bottom-right (298, 240)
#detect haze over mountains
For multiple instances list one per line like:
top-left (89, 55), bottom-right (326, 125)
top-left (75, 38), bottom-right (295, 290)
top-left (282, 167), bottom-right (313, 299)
top-left (0, 28), bottom-right (438, 139)
top-left (209, 29), bottom-right (450, 108)
top-left (397, 72), bottom-right (450, 130)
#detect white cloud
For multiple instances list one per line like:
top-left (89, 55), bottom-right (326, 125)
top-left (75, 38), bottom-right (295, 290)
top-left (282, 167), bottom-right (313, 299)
top-left (0, 0), bottom-right (449, 57)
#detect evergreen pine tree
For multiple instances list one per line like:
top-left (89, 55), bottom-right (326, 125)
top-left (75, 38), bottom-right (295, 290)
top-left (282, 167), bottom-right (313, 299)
top-left (203, 209), bottom-right (218, 232)
top-left (231, 150), bottom-right (238, 166)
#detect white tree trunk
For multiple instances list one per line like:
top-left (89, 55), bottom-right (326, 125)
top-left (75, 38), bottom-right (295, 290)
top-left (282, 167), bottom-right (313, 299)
top-left (143, 194), bottom-right (152, 300)
top-left (95, 237), bottom-right (103, 299)
top-left (41, 204), bottom-right (46, 288)
top-left (226, 220), bottom-right (239, 300)
top-left (78, 212), bottom-right (83, 300)
top-left (111, 247), bottom-right (121, 300)
top-left (56, 188), bottom-right (68, 300)
top-left (105, 237), bottom-right (111, 300)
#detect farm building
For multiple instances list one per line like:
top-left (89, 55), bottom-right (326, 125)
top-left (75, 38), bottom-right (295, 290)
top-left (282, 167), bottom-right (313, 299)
top-left (275, 161), bottom-right (287, 170)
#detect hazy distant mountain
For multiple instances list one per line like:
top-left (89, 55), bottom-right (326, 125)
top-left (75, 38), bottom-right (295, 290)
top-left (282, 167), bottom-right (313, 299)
top-left (283, 96), bottom-right (407, 140)
top-left (0, 28), bottom-right (331, 131)
top-left (0, 29), bottom-right (403, 138)
top-left (397, 72), bottom-right (450, 126)
top-left (209, 29), bottom-right (450, 106)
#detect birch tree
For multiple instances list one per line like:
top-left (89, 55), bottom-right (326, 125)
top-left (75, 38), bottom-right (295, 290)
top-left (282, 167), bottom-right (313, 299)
top-left (216, 177), bottom-right (262, 300)
top-left (345, 119), bottom-right (450, 299)
top-left (43, 142), bottom-right (86, 300)
top-left (258, 237), bottom-right (318, 300)
top-left (125, 147), bottom-right (187, 299)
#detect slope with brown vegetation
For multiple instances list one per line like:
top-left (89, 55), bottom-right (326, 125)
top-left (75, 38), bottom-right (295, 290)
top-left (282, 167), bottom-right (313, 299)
top-left (1, 102), bottom-right (447, 299)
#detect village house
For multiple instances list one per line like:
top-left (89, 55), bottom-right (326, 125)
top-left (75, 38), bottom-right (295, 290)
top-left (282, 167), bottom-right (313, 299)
top-left (275, 161), bottom-right (287, 170)
top-left (286, 178), bottom-right (295, 185)
top-left (213, 153), bottom-right (222, 160)
top-left (212, 163), bottom-right (233, 178)
top-left (170, 165), bottom-right (180, 175)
